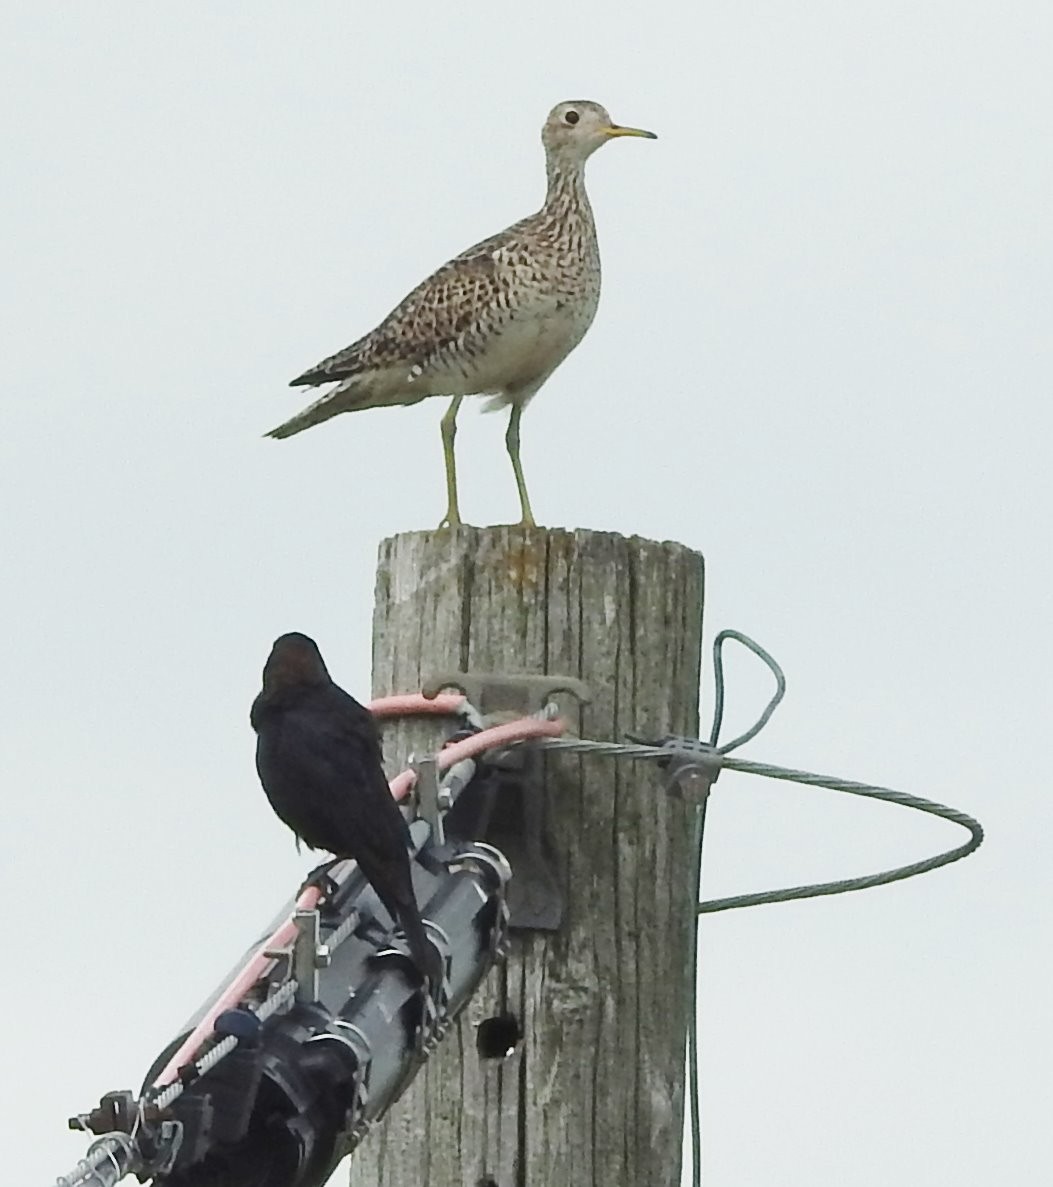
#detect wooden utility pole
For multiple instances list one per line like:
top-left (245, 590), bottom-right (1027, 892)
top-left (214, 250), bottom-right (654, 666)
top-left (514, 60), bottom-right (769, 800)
top-left (352, 526), bottom-right (704, 1187)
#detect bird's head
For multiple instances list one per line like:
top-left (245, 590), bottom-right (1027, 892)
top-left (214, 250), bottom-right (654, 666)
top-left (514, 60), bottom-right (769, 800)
top-left (261, 632), bottom-right (331, 692)
top-left (541, 100), bottom-right (656, 165)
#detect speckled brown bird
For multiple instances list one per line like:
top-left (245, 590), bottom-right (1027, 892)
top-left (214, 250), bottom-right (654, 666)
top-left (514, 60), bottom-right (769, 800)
top-left (267, 100), bottom-right (656, 528)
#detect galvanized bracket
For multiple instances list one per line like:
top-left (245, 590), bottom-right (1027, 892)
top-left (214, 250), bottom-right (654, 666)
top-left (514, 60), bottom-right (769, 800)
top-left (292, 909), bottom-right (331, 1003)
top-left (410, 754), bottom-right (444, 845)
top-left (421, 670), bottom-right (591, 933)
top-left (326, 1019), bottom-right (374, 1150)
top-left (141, 1118), bottom-right (185, 1178)
top-left (422, 669), bottom-right (592, 720)
top-left (442, 740), bottom-right (562, 932)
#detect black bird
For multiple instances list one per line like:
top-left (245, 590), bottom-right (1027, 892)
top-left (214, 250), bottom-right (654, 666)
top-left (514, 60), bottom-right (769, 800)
top-left (250, 632), bottom-right (440, 983)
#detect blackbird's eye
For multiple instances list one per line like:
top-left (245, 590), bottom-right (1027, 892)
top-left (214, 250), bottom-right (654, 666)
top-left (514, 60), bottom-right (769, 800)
top-left (564, 110), bottom-right (580, 125)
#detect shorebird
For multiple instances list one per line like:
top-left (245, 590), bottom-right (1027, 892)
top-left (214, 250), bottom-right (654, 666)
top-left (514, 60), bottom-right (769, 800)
top-left (267, 100), bottom-right (656, 528)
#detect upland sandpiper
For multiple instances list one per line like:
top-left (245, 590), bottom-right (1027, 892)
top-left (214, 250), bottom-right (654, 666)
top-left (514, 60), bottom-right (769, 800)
top-left (267, 100), bottom-right (656, 527)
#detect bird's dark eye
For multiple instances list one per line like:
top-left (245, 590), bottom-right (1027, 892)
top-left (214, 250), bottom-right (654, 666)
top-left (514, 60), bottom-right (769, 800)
top-left (564, 110), bottom-right (580, 125)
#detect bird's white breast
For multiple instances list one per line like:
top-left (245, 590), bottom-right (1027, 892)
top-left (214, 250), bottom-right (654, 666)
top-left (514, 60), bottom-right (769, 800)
top-left (471, 299), bottom-right (596, 393)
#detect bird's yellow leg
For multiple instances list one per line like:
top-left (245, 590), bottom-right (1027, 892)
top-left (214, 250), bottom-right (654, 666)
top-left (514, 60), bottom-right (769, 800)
top-left (437, 395), bottom-right (464, 529)
top-left (505, 402), bottom-right (536, 528)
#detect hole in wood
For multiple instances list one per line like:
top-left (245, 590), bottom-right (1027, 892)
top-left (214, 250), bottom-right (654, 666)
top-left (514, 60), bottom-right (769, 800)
top-left (476, 1012), bottom-right (522, 1060)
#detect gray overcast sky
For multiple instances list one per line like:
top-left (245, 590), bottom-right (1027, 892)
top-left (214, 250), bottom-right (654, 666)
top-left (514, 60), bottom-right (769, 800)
top-left (2, 2), bottom-right (1049, 1183)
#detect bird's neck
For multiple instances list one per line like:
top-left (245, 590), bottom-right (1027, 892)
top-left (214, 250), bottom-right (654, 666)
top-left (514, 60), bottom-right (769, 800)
top-left (544, 157), bottom-right (592, 218)
top-left (250, 681), bottom-right (313, 726)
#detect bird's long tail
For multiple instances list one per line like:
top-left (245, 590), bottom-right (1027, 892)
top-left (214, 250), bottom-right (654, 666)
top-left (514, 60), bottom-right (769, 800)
top-left (396, 900), bottom-right (445, 987)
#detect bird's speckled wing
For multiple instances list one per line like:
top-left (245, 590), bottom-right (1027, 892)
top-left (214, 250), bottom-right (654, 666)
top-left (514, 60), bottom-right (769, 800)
top-left (290, 218), bottom-right (546, 387)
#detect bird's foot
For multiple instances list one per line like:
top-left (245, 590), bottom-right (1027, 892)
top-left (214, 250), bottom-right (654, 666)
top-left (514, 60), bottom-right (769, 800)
top-left (298, 858), bottom-right (342, 901)
top-left (421, 956), bottom-right (451, 1048)
top-left (421, 943), bottom-right (447, 995)
top-left (436, 508), bottom-right (463, 530)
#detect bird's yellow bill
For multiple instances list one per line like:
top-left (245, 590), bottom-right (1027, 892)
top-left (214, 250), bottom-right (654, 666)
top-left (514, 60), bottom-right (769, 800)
top-left (604, 124), bottom-right (657, 140)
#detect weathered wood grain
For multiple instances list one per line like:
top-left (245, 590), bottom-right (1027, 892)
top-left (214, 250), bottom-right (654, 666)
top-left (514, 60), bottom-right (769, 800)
top-left (352, 527), bottom-right (704, 1187)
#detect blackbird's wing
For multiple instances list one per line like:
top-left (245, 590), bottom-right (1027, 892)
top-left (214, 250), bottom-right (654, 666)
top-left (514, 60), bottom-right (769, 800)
top-left (255, 684), bottom-right (439, 974)
top-left (261, 686), bottom-right (415, 911)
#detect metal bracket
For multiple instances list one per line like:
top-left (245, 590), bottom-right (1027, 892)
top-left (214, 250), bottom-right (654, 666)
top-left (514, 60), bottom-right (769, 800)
top-left (141, 1119), bottom-right (184, 1178)
top-left (421, 670), bottom-right (590, 934)
top-left (444, 742), bottom-right (564, 932)
top-left (450, 841), bottom-right (513, 959)
top-left (417, 921), bottom-right (453, 1055)
top-left (326, 1019), bottom-right (374, 1145)
top-left (410, 754), bottom-right (444, 845)
top-left (68, 1090), bottom-right (135, 1136)
top-left (642, 735), bottom-right (724, 803)
top-left (67, 1098), bottom-right (182, 1181)
top-left (292, 909), bottom-right (331, 1003)
top-left (422, 670), bottom-right (592, 719)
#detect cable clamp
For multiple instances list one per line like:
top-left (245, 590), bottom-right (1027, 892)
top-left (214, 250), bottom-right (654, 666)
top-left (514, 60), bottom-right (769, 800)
top-left (633, 734), bottom-right (724, 801)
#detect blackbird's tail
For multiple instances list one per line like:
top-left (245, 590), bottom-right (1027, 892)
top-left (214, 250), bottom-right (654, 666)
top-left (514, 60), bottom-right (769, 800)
top-left (396, 901), bottom-right (445, 987)
top-left (355, 848), bottom-right (444, 985)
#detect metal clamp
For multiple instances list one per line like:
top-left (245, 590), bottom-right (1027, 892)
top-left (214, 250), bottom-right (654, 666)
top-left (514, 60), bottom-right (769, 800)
top-left (646, 735), bottom-right (724, 802)
top-left (450, 842), bottom-right (513, 959)
top-left (292, 909), bottom-right (331, 1003)
top-left (444, 743), bottom-right (563, 932)
top-left (422, 670), bottom-right (591, 720)
top-left (327, 1018), bottom-right (374, 1144)
top-left (422, 673), bottom-right (589, 934)
top-left (139, 1119), bottom-right (184, 1178)
top-left (68, 1090), bottom-right (138, 1137)
top-left (410, 754), bottom-right (444, 845)
top-left (417, 921), bottom-right (453, 1054)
